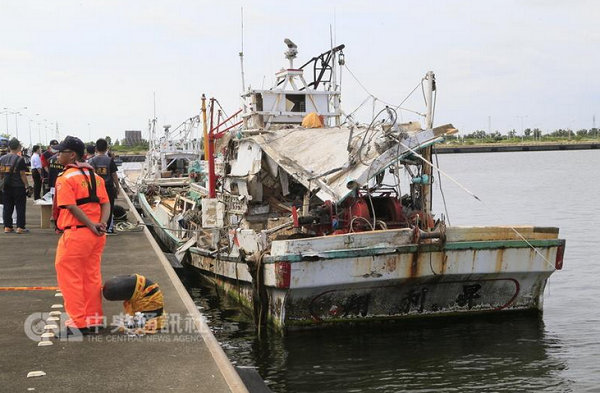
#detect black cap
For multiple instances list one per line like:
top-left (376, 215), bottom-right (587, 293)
top-left (54, 136), bottom-right (85, 157)
top-left (8, 138), bottom-right (21, 150)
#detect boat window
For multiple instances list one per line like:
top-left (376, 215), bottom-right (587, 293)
top-left (285, 94), bottom-right (306, 112)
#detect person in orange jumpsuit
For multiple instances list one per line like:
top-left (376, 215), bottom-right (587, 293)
top-left (53, 136), bottom-right (110, 334)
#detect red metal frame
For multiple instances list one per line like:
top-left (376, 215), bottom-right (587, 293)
top-left (207, 101), bottom-right (243, 198)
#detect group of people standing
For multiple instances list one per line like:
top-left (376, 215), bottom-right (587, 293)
top-left (1, 136), bottom-right (120, 235)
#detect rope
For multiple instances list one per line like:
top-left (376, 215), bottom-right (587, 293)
top-left (349, 216), bottom-right (374, 232)
top-left (434, 150), bottom-right (451, 226)
top-left (344, 64), bottom-right (425, 118)
top-left (115, 221), bottom-right (145, 232)
top-left (398, 140), bottom-right (556, 269)
top-left (345, 95), bottom-right (373, 122)
top-left (344, 63), bottom-right (375, 98)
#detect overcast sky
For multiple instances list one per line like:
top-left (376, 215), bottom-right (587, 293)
top-left (1, 0), bottom-right (598, 145)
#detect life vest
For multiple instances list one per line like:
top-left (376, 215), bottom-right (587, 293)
top-left (52, 162), bottom-right (100, 226)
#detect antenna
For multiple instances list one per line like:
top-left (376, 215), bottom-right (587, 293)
top-left (239, 7), bottom-right (246, 94)
top-left (329, 24), bottom-right (333, 49)
top-left (334, 7), bottom-right (337, 46)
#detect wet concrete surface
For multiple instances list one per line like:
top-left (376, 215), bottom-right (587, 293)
top-left (0, 195), bottom-right (246, 392)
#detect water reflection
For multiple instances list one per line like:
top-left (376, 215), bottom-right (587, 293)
top-left (180, 267), bottom-right (571, 393)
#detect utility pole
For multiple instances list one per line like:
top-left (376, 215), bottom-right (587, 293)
top-left (517, 115), bottom-right (527, 140)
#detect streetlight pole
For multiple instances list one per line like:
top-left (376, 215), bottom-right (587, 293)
top-left (29, 120), bottom-right (33, 147)
top-left (3, 108), bottom-right (9, 134)
top-left (43, 119), bottom-right (48, 145)
top-left (14, 112), bottom-right (20, 140)
top-left (1, 107), bottom-right (27, 138)
top-left (35, 114), bottom-right (41, 145)
top-left (517, 115), bottom-right (528, 142)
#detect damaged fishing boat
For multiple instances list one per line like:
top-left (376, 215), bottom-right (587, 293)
top-left (181, 40), bottom-right (566, 332)
top-left (132, 116), bottom-right (204, 252)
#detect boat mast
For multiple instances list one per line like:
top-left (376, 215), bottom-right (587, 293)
top-left (202, 94), bottom-right (208, 159)
top-left (422, 71), bottom-right (435, 229)
top-left (239, 7), bottom-right (246, 95)
top-left (208, 98), bottom-right (216, 198)
top-left (329, 25), bottom-right (340, 127)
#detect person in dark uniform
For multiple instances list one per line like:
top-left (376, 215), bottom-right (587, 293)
top-left (88, 138), bottom-right (119, 234)
top-left (47, 152), bottom-right (64, 193)
top-left (42, 139), bottom-right (59, 194)
top-left (0, 138), bottom-right (31, 234)
top-left (0, 137), bottom-right (9, 156)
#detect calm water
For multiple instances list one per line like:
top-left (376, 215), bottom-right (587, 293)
top-left (181, 150), bottom-right (600, 392)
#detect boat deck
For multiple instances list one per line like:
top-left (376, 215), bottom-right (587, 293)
top-left (0, 193), bottom-right (248, 393)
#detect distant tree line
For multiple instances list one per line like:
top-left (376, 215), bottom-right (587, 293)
top-left (109, 136), bottom-right (149, 152)
top-left (447, 128), bottom-right (600, 143)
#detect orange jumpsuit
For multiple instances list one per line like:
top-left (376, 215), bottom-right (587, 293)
top-left (54, 166), bottom-right (109, 328)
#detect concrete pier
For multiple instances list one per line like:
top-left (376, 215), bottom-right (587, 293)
top-left (0, 193), bottom-right (249, 393)
top-left (435, 141), bottom-right (600, 154)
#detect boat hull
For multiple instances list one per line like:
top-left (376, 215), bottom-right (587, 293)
top-left (137, 192), bottom-right (186, 253)
top-left (187, 228), bottom-right (565, 332)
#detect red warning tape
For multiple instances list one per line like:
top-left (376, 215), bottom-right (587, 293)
top-left (0, 286), bottom-right (60, 291)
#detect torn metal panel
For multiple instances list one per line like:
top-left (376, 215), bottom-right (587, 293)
top-left (265, 155), bottom-right (279, 178)
top-left (279, 167), bottom-right (290, 196)
top-left (249, 126), bottom-right (444, 202)
top-left (351, 129), bottom-right (437, 190)
top-left (230, 140), bottom-right (262, 177)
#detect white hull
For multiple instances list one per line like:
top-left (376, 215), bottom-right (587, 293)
top-left (187, 227), bottom-right (564, 332)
